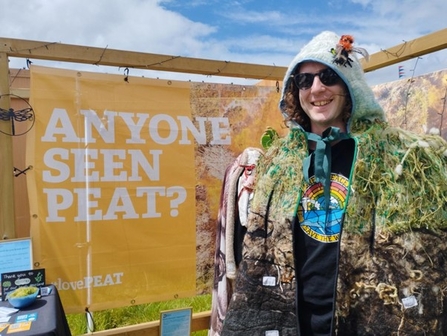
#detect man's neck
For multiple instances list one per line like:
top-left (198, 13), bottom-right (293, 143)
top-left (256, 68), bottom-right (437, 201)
top-left (310, 123), bottom-right (346, 136)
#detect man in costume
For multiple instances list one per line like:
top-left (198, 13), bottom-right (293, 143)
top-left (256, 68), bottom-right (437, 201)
top-left (221, 31), bottom-right (447, 335)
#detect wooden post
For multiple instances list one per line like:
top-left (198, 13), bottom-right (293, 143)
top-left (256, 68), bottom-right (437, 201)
top-left (0, 52), bottom-right (16, 239)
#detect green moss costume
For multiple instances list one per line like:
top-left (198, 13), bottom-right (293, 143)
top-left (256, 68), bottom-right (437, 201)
top-left (221, 31), bottom-right (447, 335)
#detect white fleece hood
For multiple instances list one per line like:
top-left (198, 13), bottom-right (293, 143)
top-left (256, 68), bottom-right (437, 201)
top-left (279, 31), bottom-right (385, 130)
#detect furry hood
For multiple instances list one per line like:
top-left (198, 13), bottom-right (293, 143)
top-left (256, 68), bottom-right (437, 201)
top-left (279, 31), bottom-right (386, 131)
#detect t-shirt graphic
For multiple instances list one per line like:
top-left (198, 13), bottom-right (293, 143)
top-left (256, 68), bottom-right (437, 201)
top-left (297, 173), bottom-right (349, 243)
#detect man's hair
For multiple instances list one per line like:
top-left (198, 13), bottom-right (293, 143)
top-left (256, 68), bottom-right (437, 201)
top-left (282, 79), bottom-right (352, 131)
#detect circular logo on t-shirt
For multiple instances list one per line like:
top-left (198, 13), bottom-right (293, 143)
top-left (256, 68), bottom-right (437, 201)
top-left (297, 173), bottom-right (349, 243)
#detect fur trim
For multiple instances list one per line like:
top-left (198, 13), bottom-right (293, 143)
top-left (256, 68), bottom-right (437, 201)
top-left (225, 148), bottom-right (263, 279)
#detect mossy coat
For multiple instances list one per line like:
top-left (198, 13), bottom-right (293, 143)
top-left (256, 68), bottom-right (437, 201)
top-left (221, 31), bottom-right (447, 335)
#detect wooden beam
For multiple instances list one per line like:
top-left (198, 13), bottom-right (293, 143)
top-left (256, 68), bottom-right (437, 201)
top-left (0, 52), bottom-right (16, 239)
top-left (361, 28), bottom-right (447, 72)
top-left (1, 28), bottom-right (446, 82)
top-left (10, 88), bottom-right (30, 99)
top-left (0, 38), bottom-right (286, 80)
top-left (81, 310), bottom-right (211, 336)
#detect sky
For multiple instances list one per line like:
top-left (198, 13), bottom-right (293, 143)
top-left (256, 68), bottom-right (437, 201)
top-left (2, 0), bottom-right (447, 86)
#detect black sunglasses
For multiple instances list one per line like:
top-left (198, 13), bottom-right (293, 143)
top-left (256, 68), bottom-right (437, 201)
top-left (291, 68), bottom-right (341, 90)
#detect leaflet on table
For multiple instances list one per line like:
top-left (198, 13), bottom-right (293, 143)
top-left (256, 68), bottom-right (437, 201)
top-left (0, 306), bottom-right (19, 317)
top-left (16, 313), bottom-right (38, 322)
top-left (6, 321), bottom-right (32, 333)
top-left (0, 322), bottom-right (10, 332)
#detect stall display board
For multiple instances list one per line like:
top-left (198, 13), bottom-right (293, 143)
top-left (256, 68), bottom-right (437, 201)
top-left (0, 238), bottom-right (33, 298)
top-left (1, 268), bottom-right (46, 300)
top-left (160, 307), bottom-right (192, 336)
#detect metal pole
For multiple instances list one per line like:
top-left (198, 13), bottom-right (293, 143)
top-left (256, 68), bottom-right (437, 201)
top-left (439, 88), bottom-right (446, 138)
top-left (0, 52), bottom-right (16, 239)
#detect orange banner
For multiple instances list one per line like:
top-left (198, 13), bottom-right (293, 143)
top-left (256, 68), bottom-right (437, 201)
top-left (27, 66), bottom-right (285, 313)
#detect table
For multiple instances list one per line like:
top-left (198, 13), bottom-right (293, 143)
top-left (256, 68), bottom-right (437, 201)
top-left (0, 285), bottom-right (72, 335)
